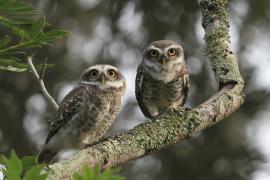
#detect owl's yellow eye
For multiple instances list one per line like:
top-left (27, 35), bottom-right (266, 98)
top-left (89, 70), bottom-right (98, 79)
top-left (168, 48), bottom-right (176, 56)
top-left (107, 69), bottom-right (116, 79)
top-left (150, 50), bottom-right (159, 57)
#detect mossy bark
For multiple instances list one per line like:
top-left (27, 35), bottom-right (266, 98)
top-left (47, 0), bottom-right (245, 179)
top-left (200, 0), bottom-right (244, 87)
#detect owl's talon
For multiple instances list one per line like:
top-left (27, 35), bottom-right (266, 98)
top-left (165, 107), bottom-right (177, 114)
top-left (84, 143), bottom-right (92, 148)
top-left (45, 165), bottom-right (55, 174)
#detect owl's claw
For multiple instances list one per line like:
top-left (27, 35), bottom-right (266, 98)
top-left (165, 107), bottom-right (177, 114)
top-left (84, 144), bottom-right (91, 148)
top-left (165, 106), bottom-right (191, 114)
top-left (84, 136), bottom-right (108, 148)
top-left (45, 165), bottom-right (55, 174)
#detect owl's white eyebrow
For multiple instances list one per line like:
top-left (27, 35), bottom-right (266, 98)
top-left (104, 67), bottom-right (118, 72)
top-left (80, 81), bottom-right (100, 86)
top-left (80, 80), bottom-right (123, 89)
top-left (147, 46), bottom-right (162, 52)
top-left (164, 45), bottom-right (180, 51)
top-left (85, 67), bottom-right (102, 73)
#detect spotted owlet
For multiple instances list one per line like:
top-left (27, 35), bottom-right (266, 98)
top-left (135, 40), bottom-right (189, 118)
top-left (37, 64), bottom-right (126, 164)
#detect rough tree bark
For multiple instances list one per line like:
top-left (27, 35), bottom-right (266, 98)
top-left (47, 0), bottom-right (245, 179)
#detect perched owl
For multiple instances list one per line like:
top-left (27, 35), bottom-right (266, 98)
top-left (37, 64), bottom-right (126, 164)
top-left (135, 40), bottom-right (189, 118)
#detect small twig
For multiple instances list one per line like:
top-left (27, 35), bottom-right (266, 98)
top-left (39, 58), bottom-right (48, 79)
top-left (27, 56), bottom-right (59, 111)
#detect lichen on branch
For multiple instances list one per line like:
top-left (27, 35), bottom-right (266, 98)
top-left (200, 0), bottom-right (244, 87)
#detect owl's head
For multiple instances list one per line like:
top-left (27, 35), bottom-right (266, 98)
top-left (79, 64), bottom-right (126, 95)
top-left (142, 40), bottom-right (185, 82)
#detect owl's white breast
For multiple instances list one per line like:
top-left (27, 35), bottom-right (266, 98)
top-left (143, 57), bottom-right (184, 83)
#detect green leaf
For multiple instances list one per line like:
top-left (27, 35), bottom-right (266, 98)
top-left (0, 58), bottom-right (28, 72)
top-left (90, 165), bottom-right (101, 179)
top-left (0, 1), bottom-right (35, 12)
top-left (0, 1), bottom-right (37, 40)
top-left (73, 165), bottom-right (99, 180)
top-left (0, 151), bottom-right (48, 179)
top-left (24, 165), bottom-right (47, 180)
top-left (72, 165), bottom-right (123, 180)
top-left (81, 165), bottom-right (92, 180)
top-left (100, 167), bottom-right (123, 180)
top-left (0, 35), bottom-right (11, 49)
top-left (9, 17), bottom-right (36, 26)
top-left (9, 150), bottom-right (23, 177)
top-left (0, 150), bottom-right (23, 180)
top-left (0, 1), bottom-right (37, 20)
top-left (30, 17), bottom-right (45, 40)
top-left (0, 155), bottom-right (9, 166)
top-left (38, 30), bottom-right (69, 42)
top-left (0, 16), bottom-right (25, 37)
top-left (35, 63), bottom-right (55, 72)
top-left (0, 0), bottom-right (67, 72)
top-left (73, 172), bottom-right (83, 180)
top-left (21, 156), bottom-right (37, 172)
top-left (101, 175), bottom-right (124, 180)
top-left (0, 57), bottom-right (54, 72)
top-left (7, 55), bottom-right (21, 62)
top-left (0, 1), bottom-right (36, 40)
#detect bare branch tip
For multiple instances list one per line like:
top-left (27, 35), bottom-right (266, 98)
top-left (27, 56), bottom-right (59, 111)
top-left (39, 58), bottom-right (48, 80)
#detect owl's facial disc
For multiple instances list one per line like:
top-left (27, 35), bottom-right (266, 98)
top-left (80, 65), bottom-right (125, 92)
top-left (101, 68), bottom-right (126, 92)
top-left (158, 48), bottom-right (177, 65)
top-left (142, 43), bottom-right (185, 82)
top-left (97, 69), bottom-right (118, 84)
top-left (144, 45), bottom-right (183, 71)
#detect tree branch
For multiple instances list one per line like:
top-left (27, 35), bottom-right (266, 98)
top-left (47, 0), bottom-right (245, 179)
top-left (27, 56), bottom-right (59, 111)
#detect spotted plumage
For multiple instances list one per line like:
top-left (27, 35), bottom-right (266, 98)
top-left (135, 40), bottom-right (189, 118)
top-left (37, 64), bottom-right (126, 164)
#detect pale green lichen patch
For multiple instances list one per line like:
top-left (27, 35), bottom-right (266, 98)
top-left (91, 109), bottom-right (201, 158)
top-left (200, 0), bottom-right (243, 87)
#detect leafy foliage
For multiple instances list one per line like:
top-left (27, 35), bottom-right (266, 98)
top-left (0, 150), bottom-right (47, 180)
top-left (0, 0), bottom-right (68, 72)
top-left (0, 151), bottom-right (124, 180)
top-left (73, 164), bottom-right (124, 180)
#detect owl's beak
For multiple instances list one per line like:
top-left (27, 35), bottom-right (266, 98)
top-left (101, 74), bottom-right (106, 84)
top-left (160, 56), bottom-right (168, 65)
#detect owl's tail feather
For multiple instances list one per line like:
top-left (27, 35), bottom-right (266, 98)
top-left (36, 147), bottom-right (57, 164)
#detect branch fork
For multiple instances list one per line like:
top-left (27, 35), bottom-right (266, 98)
top-left (27, 56), bottom-right (59, 111)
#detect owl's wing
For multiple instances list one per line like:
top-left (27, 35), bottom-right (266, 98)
top-left (45, 85), bottom-right (87, 144)
top-left (181, 66), bottom-right (190, 105)
top-left (135, 64), bottom-right (152, 118)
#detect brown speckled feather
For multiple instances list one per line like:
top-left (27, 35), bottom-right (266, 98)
top-left (45, 85), bottom-right (86, 144)
top-left (181, 66), bottom-right (190, 105)
top-left (37, 64), bottom-right (126, 164)
top-left (135, 64), bottom-right (152, 118)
